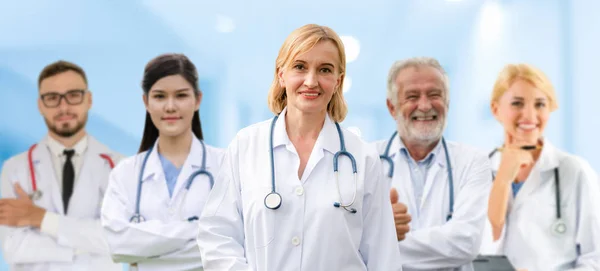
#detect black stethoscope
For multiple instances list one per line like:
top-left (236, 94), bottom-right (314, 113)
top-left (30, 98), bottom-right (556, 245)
top-left (488, 148), bottom-right (565, 235)
top-left (379, 131), bottom-right (455, 221)
top-left (129, 139), bottom-right (214, 223)
top-left (263, 115), bottom-right (359, 214)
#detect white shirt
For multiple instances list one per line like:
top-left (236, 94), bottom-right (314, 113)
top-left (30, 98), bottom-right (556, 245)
top-left (480, 139), bottom-right (600, 271)
top-left (197, 108), bottom-right (402, 271)
top-left (101, 136), bottom-right (225, 271)
top-left (45, 134), bottom-right (87, 190)
top-left (0, 134), bottom-right (123, 271)
top-left (374, 134), bottom-right (492, 271)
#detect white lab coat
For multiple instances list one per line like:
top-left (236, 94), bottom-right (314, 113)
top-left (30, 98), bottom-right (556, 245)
top-left (197, 108), bottom-right (402, 271)
top-left (101, 136), bottom-right (224, 271)
top-left (479, 139), bottom-right (600, 271)
top-left (0, 135), bottom-right (123, 271)
top-left (374, 135), bottom-right (492, 271)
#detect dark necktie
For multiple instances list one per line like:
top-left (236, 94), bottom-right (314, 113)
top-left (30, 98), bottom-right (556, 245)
top-left (62, 149), bottom-right (75, 214)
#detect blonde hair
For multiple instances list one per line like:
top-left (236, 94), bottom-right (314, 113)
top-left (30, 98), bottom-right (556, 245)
top-left (267, 24), bottom-right (348, 122)
top-left (386, 57), bottom-right (450, 106)
top-left (491, 63), bottom-right (558, 111)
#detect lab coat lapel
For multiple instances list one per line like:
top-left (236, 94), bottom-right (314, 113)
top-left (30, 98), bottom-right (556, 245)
top-left (170, 137), bottom-right (203, 203)
top-left (303, 114), bottom-right (337, 182)
top-left (141, 140), bottom-right (167, 201)
top-left (35, 142), bottom-right (65, 214)
top-left (420, 162), bottom-right (442, 211)
top-left (71, 138), bottom-right (104, 212)
top-left (511, 167), bottom-right (541, 211)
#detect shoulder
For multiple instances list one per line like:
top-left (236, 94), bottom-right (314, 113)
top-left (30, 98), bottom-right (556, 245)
top-left (88, 135), bottom-right (127, 165)
top-left (203, 142), bottom-right (226, 167)
top-left (445, 140), bottom-right (490, 164)
top-left (235, 119), bottom-right (272, 143)
top-left (371, 139), bottom-right (389, 155)
top-left (554, 148), bottom-right (598, 182)
top-left (110, 151), bottom-right (147, 177)
top-left (1, 149), bottom-right (29, 173)
top-left (224, 118), bottom-right (272, 155)
top-left (338, 126), bottom-right (380, 166)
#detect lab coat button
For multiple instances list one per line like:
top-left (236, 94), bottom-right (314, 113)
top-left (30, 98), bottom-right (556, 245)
top-left (295, 187), bottom-right (304, 196)
top-left (291, 236), bottom-right (301, 246)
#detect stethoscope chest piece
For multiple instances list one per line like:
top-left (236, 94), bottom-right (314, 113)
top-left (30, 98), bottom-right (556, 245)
top-left (30, 190), bottom-right (42, 201)
top-left (264, 192), bottom-right (282, 210)
top-left (551, 219), bottom-right (567, 235)
top-left (130, 214), bottom-right (146, 223)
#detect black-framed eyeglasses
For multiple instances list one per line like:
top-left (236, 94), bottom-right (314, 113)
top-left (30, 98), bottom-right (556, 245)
top-left (40, 89), bottom-right (86, 108)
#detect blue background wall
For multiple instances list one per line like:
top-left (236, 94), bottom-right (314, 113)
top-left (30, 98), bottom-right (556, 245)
top-left (1, 0), bottom-right (599, 268)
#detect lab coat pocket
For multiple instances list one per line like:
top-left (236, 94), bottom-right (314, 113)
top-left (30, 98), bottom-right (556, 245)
top-left (241, 185), bottom-right (275, 248)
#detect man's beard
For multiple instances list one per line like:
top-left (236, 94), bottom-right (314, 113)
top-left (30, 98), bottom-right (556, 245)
top-left (44, 113), bottom-right (87, 138)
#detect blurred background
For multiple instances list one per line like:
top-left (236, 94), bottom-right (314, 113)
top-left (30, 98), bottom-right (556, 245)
top-left (0, 0), bottom-right (599, 268)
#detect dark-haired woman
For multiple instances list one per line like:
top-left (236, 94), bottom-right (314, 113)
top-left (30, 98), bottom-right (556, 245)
top-left (101, 53), bottom-right (224, 271)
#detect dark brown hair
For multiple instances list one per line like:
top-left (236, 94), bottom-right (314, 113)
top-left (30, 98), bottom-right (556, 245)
top-left (138, 53), bottom-right (204, 153)
top-left (38, 60), bottom-right (88, 88)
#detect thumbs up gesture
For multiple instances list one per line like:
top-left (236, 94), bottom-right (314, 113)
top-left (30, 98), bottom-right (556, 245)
top-left (390, 188), bottom-right (411, 241)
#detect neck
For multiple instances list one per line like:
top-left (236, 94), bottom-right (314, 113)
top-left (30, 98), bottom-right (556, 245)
top-left (49, 129), bottom-right (87, 148)
top-left (401, 137), bottom-right (440, 161)
top-left (157, 130), bottom-right (193, 167)
top-left (285, 107), bottom-right (326, 141)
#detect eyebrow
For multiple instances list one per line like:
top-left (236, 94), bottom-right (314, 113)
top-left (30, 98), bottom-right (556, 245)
top-left (511, 97), bottom-right (547, 101)
top-left (41, 89), bottom-right (85, 94)
top-left (293, 60), bottom-right (335, 68)
top-left (150, 88), bottom-right (191, 93)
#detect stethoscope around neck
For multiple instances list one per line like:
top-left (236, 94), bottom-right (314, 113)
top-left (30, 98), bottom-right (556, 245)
top-left (379, 131), bottom-right (455, 221)
top-left (129, 139), bottom-right (214, 223)
top-left (263, 114), bottom-right (359, 214)
top-left (27, 143), bottom-right (115, 201)
top-left (488, 148), bottom-right (566, 235)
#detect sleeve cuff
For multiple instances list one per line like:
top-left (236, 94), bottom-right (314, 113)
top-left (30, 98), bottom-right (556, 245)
top-left (40, 211), bottom-right (60, 238)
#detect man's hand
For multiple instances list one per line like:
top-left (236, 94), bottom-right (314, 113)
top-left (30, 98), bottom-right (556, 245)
top-left (390, 188), bottom-right (411, 241)
top-left (0, 183), bottom-right (46, 228)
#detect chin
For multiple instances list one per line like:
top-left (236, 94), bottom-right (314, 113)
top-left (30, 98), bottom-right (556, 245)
top-left (293, 104), bottom-right (327, 114)
top-left (159, 128), bottom-right (186, 138)
top-left (512, 131), bottom-right (541, 145)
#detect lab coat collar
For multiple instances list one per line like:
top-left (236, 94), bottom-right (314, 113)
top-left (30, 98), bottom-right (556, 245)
top-left (141, 134), bottom-right (204, 182)
top-left (533, 138), bottom-right (559, 172)
top-left (44, 134), bottom-right (89, 159)
top-left (387, 132), bottom-right (446, 168)
top-left (272, 107), bottom-right (339, 154)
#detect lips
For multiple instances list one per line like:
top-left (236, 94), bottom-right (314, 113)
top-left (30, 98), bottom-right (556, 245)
top-left (56, 115), bottom-right (75, 121)
top-left (517, 123), bottom-right (538, 130)
top-left (300, 91), bottom-right (320, 97)
top-left (412, 115), bottom-right (437, 121)
top-left (162, 116), bottom-right (182, 121)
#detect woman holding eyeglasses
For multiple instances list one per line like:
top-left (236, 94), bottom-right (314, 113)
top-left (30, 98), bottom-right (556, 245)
top-left (0, 60), bottom-right (123, 271)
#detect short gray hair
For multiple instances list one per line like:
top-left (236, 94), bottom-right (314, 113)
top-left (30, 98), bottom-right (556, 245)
top-left (386, 57), bottom-right (450, 105)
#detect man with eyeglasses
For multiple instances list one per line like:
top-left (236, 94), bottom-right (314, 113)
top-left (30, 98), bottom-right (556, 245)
top-left (0, 60), bottom-right (123, 270)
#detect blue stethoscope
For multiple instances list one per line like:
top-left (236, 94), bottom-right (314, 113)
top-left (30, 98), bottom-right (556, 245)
top-left (263, 115), bottom-right (359, 214)
top-left (488, 148), bottom-right (565, 235)
top-left (379, 131), bottom-right (455, 221)
top-left (129, 139), bottom-right (214, 223)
